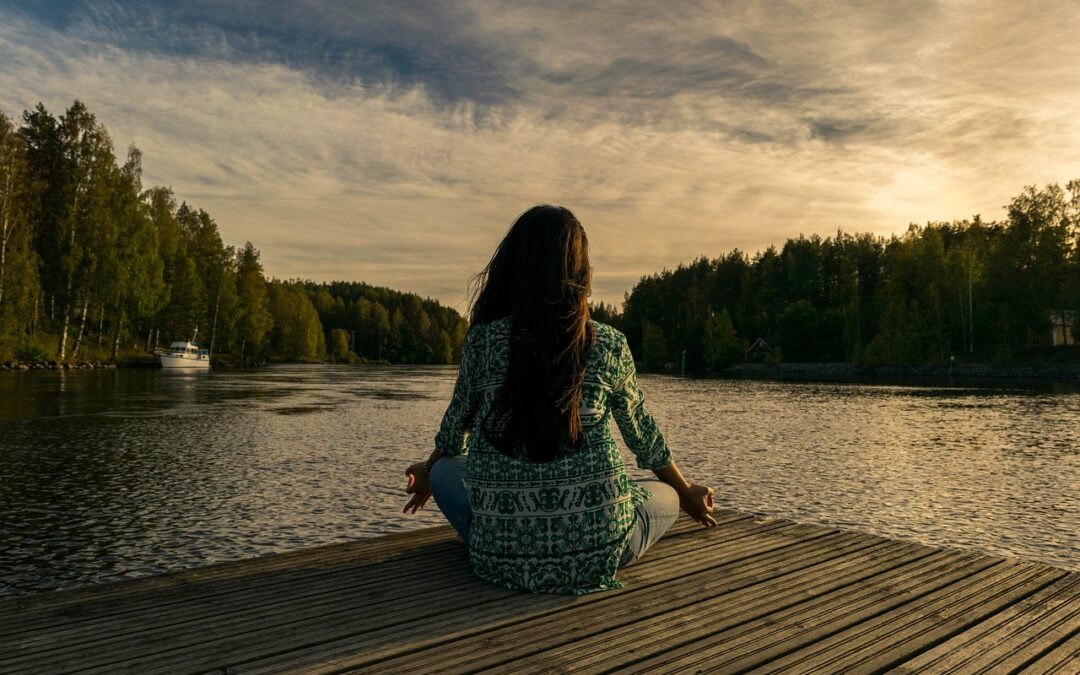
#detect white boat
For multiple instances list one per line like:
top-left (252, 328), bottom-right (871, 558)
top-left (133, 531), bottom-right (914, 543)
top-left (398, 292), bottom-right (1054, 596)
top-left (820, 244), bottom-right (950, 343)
top-left (157, 341), bottom-right (210, 370)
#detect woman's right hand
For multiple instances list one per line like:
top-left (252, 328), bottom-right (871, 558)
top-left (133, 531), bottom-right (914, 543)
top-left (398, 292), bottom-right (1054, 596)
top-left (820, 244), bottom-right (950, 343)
top-left (679, 483), bottom-right (718, 527)
top-left (403, 462), bottom-right (433, 514)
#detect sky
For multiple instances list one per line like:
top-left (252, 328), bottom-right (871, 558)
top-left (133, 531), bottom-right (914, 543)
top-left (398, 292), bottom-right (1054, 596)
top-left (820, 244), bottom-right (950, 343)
top-left (1, 1), bottom-right (1079, 310)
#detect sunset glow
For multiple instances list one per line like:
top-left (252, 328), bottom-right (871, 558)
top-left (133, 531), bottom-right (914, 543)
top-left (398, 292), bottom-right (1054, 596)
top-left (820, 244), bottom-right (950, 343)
top-left (2, 1), bottom-right (1078, 307)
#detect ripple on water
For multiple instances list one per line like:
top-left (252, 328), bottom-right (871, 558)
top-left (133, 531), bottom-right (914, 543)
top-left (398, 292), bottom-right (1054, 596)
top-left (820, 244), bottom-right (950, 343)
top-left (271, 406), bottom-right (331, 415)
top-left (0, 366), bottom-right (1078, 596)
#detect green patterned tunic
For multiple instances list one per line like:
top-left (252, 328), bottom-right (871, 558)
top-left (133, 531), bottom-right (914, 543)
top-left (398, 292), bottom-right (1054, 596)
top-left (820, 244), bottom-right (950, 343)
top-left (434, 317), bottom-right (673, 595)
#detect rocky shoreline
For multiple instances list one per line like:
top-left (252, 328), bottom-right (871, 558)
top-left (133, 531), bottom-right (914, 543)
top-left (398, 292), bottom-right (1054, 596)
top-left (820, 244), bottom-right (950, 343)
top-left (725, 362), bottom-right (1080, 380)
top-left (2, 360), bottom-right (120, 371)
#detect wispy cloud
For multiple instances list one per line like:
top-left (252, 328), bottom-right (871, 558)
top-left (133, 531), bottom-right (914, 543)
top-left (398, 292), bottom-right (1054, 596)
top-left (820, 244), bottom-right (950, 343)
top-left (1, 1), bottom-right (1078, 308)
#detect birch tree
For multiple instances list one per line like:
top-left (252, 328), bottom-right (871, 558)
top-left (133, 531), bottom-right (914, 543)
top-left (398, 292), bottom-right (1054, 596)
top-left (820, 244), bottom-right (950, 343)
top-left (0, 113), bottom-right (30, 320)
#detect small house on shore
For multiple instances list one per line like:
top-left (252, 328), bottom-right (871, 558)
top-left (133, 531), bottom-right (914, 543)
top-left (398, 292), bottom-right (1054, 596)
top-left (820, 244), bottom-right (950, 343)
top-left (746, 337), bottom-right (772, 363)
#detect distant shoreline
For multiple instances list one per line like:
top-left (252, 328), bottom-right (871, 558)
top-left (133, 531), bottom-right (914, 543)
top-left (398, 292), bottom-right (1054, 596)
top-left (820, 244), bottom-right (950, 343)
top-left (718, 361), bottom-right (1080, 382)
top-left (7, 358), bottom-right (1080, 383)
top-left (0, 358), bottom-right (414, 371)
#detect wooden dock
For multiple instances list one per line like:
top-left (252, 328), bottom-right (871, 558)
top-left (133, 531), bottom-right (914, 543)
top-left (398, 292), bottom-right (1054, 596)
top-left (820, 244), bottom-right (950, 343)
top-left (2, 511), bottom-right (1078, 674)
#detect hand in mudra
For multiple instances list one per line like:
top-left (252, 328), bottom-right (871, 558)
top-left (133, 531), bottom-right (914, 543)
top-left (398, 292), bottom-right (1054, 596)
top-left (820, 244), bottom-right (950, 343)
top-left (680, 483), bottom-right (718, 527)
top-left (403, 462), bottom-right (432, 514)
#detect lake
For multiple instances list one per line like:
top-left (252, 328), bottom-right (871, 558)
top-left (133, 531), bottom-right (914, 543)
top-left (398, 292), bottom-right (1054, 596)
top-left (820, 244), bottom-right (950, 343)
top-left (1, 366), bottom-right (1078, 596)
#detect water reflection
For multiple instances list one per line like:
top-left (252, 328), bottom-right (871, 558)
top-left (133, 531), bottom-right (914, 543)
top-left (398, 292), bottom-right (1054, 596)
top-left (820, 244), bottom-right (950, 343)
top-left (0, 366), bottom-right (1077, 596)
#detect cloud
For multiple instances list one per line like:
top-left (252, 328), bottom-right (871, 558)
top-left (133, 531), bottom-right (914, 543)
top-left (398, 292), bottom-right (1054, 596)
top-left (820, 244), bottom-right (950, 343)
top-left (1, 1), bottom-right (1079, 308)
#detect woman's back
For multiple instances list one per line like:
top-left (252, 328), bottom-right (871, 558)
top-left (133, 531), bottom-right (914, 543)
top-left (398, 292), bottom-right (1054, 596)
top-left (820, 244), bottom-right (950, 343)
top-left (435, 316), bottom-right (673, 594)
top-left (406, 204), bottom-right (715, 595)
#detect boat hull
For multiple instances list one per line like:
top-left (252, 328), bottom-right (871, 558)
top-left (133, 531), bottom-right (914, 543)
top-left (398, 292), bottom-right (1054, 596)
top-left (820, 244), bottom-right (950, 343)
top-left (158, 354), bottom-right (210, 370)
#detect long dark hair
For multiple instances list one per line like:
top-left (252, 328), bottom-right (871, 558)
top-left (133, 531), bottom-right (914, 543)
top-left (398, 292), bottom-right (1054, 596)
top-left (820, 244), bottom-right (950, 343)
top-left (470, 205), bottom-right (595, 462)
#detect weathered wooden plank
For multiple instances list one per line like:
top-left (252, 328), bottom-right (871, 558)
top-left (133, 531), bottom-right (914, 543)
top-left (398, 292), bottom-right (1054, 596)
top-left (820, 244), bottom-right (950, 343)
top-left (1, 545), bottom-right (474, 661)
top-left (747, 561), bottom-right (1068, 674)
top-left (1017, 627), bottom-right (1080, 674)
top-left (0, 512), bottom-right (728, 618)
top-left (0, 525), bottom-right (461, 641)
top-left (219, 526), bottom-right (857, 673)
top-left (2, 516), bottom-right (806, 673)
top-left (889, 571), bottom-right (1080, 673)
top-left (4, 512), bottom-right (1076, 675)
top-left (0, 525), bottom-right (456, 617)
top-left (1, 539), bottom-right (468, 636)
top-left (2, 513), bottom-right (749, 659)
top-left (0, 512), bottom-right (747, 645)
top-left (498, 542), bottom-right (947, 675)
top-left (2, 526), bottom-right (631, 650)
top-left (157, 525), bottom-right (848, 675)
top-left (3, 561), bottom-right (494, 672)
top-left (313, 532), bottom-right (889, 675)
top-left (614, 549), bottom-right (991, 674)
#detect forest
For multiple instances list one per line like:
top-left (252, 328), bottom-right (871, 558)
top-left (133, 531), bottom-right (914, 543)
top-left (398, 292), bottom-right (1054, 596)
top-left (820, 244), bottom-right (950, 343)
top-left (0, 100), bottom-right (467, 366)
top-left (607, 180), bottom-right (1080, 371)
top-left (3, 100), bottom-right (1077, 371)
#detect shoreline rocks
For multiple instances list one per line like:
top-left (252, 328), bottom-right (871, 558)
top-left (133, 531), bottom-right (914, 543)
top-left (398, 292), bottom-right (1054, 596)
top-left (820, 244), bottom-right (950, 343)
top-left (2, 360), bottom-right (119, 371)
top-left (724, 362), bottom-right (1080, 380)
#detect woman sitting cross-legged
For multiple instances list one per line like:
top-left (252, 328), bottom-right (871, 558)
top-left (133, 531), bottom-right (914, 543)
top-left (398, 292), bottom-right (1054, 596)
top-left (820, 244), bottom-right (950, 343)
top-left (403, 205), bottom-right (716, 595)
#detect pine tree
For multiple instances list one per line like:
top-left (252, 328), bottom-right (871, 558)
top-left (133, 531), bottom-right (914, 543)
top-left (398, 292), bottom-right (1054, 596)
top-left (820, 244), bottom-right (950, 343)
top-left (235, 242), bottom-right (272, 363)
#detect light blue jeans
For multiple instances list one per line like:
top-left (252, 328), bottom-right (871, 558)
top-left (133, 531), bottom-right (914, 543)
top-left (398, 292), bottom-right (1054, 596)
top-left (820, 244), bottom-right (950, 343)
top-left (428, 455), bottom-right (680, 568)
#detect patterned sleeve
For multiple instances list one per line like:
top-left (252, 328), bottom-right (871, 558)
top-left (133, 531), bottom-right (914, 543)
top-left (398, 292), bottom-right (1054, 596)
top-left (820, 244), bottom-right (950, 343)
top-left (434, 326), bottom-right (479, 457)
top-left (609, 333), bottom-right (673, 470)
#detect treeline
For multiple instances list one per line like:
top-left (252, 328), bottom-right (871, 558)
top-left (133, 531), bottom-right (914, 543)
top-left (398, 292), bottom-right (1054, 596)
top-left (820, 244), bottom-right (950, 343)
top-left (0, 100), bottom-right (466, 365)
top-left (303, 281), bottom-right (468, 364)
top-left (614, 181), bottom-right (1080, 370)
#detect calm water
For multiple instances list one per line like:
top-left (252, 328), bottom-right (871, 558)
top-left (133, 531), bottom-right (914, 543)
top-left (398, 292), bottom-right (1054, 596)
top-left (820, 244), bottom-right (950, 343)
top-left (1, 366), bottom-right (1078, 595)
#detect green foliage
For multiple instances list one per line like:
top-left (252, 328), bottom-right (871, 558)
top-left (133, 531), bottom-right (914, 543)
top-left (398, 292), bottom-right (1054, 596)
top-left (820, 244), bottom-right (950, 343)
top-left (775, 300), bottom-right (844, 362)
top-left (0, 100), bottom-right (469, 365)
top-left (703, 309), bottom-right (741, 369)
top-left (0, 111), bottom-right (38, 338)
top-left (234, 242), bottom-right (272, 362)
top-left (618, 182), bottom-right (1080, 369)
top-left (776, 300), bottom-right (819, 362)
top-left (303, 281), bottom-right (466, 365)
top-left (14, 339), bottom-right (48, 363)
top-left (641, 321), bottom-right (668, 369)
top-left (267, 282), bottom-right (326, 362)
top-left (328, 328), bottom-right (354, 363)
top-left (590, 301), bottom-right (622, 331)
top-left (3, 101), bottom-right (1076, 369)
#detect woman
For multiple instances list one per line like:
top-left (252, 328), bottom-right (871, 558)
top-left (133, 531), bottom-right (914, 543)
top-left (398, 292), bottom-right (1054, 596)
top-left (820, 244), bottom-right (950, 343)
top-left (403, 205), bottom-right (716, 595)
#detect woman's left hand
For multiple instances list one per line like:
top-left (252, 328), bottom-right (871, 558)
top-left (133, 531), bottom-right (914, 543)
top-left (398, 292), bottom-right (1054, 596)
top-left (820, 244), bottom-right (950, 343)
top-left (402, 462), bottom-right (432, 514)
